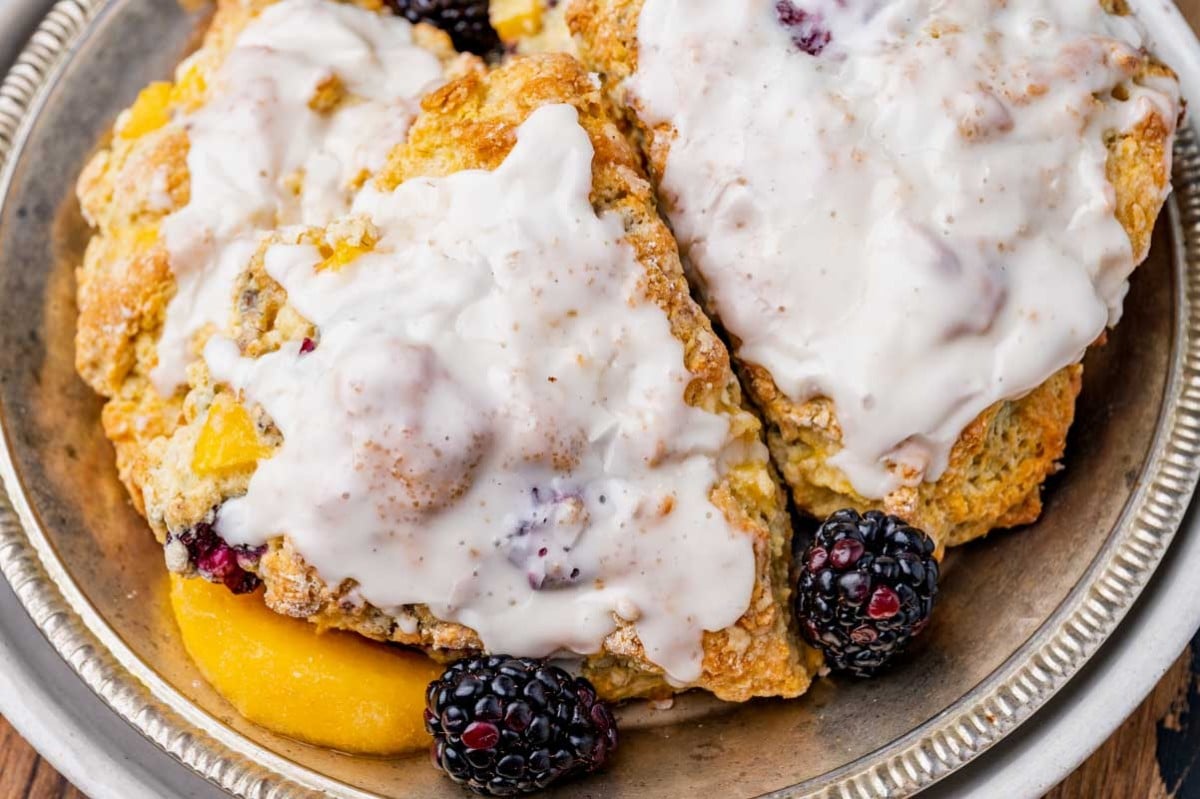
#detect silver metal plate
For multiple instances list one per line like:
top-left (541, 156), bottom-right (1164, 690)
top-left (0, 2), bottom-right (1199, 797)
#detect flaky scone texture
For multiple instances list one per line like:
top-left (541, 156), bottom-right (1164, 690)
top-left (79, 32), bottom-right (820, 699)
top-left (74, 0), bottom-right (466, 518)
top-left (568, 0), bottom-right (1177, 547)
top-left (260, 54), bottom-right (817, 701)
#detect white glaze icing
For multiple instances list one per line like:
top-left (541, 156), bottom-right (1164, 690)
top-left (205, 105), bottom-right (757, 683)
top-left (152, 0), bottom-right (444, 394)
top-left (629, 0), bottom-right (1180, 497)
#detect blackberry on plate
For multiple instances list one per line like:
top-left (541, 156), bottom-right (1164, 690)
top-left (425, 655), bottom-right (618, 796)
top-left (384, 0), bottom-right (502, 57)
top-left (796, 509), bottom-right (939, 677)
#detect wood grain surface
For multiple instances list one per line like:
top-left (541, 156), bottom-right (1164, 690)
top-left (1047, 644), bottom-right (1200, 798)
top-left (0, 717), bottom-right (86, 799)
top-left (2, 1), bottom-right (1200, 798)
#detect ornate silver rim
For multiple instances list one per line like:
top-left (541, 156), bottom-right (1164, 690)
top-left (0, 2), bottom-right (1197, 798)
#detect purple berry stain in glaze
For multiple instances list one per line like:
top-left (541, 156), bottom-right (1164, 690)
top-left (776, 0), bottom-right (831, 56)
top-left (502, 487), bottom-right (589, 591)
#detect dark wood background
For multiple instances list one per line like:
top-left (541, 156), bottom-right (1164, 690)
top-left (3, 1), bottom-right (1200, 797)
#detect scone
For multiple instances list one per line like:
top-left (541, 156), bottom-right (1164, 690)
top-left (76, 3), bottom-right (818, 700)
top-left (75, 0), bottom-right (477, 518)
top-left (568, 0), bottom-right (1182, 546)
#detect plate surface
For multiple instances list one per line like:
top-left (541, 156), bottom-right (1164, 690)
top-left (1, 2), bottom-right (1199, 797)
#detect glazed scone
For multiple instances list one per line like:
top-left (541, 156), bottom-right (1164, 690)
top-left (90, 40), bottom-right (819, 701)
top-left (568, 0), bottom-right (1181, 547)
top-left (75, 0), bottom-right (474, 516)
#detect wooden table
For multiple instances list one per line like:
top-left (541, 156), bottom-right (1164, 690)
top-left (4, 1), bottom-right (1200, 797)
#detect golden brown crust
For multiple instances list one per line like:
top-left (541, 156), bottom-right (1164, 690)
top-left (75, 0), bottom-right (466, 521)
top-left (751, 364), bottom-right (1082, 548)
top-left (567, 0), bottom-right (1177, 546)
top-left (74, 0), bottom-right (464, 402)
top-left (261, 54), bottom-right (817, 701)
top-left (79, 32), bottom-right (818, 700)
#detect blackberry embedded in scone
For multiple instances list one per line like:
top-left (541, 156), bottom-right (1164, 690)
top-left (568, 0), bottom-right (1182, 547)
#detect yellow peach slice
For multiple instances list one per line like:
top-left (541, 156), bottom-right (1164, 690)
top-left (169, 574), bottom-right (441, 754)
top-left (169, 64), bottom-right (208, 112)
top-left (317, 237), bottom-right (376, 272)
top-left (117, 223), bottom-right (159, 250)
top-left (491, 0), bottom-right (544, 41)
top-left (192, 395), bottom-right (272, 477)
top-left (119, 82), bottom-right (173, 139)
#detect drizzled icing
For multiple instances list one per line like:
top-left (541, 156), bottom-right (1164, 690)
top-left (152, 0), bottom-right (444, 394)
top-left (629, 0), bottom-right (1180, 497)
top-left (204, 106), bottom-right (757, 683)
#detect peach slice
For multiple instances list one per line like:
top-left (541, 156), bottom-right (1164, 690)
top-left (491, 0), bottom-right (544, 42)
top-left (191, 395), bottom-right (272, 477)
top-left (119, 82), bottom-right (173, 140)
top-left (170, 64), bottom-right (208, 112)
top-left (317, 236), bottom-right (376, 272)
top-left (169, 574), bottom-right (441, 754)
top-left (116, 65), bottom-right (208, 140)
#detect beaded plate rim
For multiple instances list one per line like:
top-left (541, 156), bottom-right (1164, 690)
top-left (0, 2), bottom-right (1197, 798)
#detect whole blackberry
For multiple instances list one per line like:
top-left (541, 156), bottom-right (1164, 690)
top-left (425, 655), bottom-right (617, 796)
top-left (384, 0), bottom-right (501, 56)
top-left (796, 509), bottom-right (939, 677)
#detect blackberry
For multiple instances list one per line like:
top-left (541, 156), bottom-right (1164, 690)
top-left (166, 519), bottom-right (264, 595)
top-left (425, 655), bottom-right (617, 796)
top-left (796, 509), bottom-right (939, 677)
top-left (384, 0), bottom-right (501, 57)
